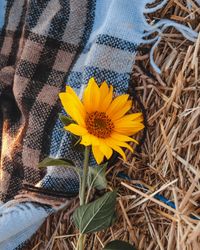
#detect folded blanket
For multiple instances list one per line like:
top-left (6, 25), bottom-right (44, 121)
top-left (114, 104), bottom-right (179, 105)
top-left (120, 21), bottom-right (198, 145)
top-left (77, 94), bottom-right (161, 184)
top-left (0, 0), bottom-right (198, 249)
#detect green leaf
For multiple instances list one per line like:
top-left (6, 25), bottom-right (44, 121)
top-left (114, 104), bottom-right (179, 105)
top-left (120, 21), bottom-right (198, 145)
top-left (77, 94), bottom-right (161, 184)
top-left (73, 191), bottom-right (117, 234)
top-left (38, 157), bottom-right (75, 168)
top-left (59, 114), bottom-right (73, 126)
top-left (103, 240), bottom-right (136, 250)
top-left (88, 164), bottom-right (107, 190)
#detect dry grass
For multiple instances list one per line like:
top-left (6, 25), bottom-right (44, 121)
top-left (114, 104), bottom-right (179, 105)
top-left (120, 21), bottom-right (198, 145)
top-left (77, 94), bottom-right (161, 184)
top-left (28, 1), bottom-right (200, 249)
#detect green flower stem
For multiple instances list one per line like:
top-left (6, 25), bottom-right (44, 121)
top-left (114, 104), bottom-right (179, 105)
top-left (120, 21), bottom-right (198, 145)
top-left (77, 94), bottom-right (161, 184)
top-left (80, 146), bottom-right (90, 206)
top-left (77, 233), bottom-right (86, 250)
top-left (77, 146), bottom-right (90, 250)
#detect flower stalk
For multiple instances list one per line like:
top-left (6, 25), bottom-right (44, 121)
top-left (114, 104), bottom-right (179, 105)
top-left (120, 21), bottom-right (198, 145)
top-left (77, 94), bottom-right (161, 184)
top-left (77, 146), bottom-right (90, 250)
top-left (80, 146), bottom-right (90, 206)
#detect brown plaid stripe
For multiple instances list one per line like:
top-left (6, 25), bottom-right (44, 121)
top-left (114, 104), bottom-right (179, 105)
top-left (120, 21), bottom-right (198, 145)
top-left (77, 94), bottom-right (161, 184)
top-left (0, 0), bottom-right (91, 202)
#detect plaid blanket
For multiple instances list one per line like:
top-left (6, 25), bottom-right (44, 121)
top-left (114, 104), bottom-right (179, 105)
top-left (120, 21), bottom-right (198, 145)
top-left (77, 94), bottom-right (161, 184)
top-left (0, 0), bottom-right (198, 249)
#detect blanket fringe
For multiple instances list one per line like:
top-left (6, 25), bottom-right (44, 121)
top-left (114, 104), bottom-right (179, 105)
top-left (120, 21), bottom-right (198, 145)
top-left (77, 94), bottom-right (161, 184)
top-left (143, 0), bottom-right (198, 73)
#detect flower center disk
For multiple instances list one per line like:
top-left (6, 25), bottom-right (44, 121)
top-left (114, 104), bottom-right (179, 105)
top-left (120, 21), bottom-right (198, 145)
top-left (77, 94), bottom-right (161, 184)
top-left (85, 111), bottom-right (114, 138)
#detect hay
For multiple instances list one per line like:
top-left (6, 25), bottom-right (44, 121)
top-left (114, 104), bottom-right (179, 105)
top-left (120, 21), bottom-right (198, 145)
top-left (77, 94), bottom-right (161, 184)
top-left (28, 1), bottom-right (200, 249)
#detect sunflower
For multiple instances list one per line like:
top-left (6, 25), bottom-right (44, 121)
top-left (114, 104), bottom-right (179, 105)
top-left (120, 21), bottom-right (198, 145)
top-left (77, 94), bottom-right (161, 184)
top-left (59, 78), bottom-right (144, 164)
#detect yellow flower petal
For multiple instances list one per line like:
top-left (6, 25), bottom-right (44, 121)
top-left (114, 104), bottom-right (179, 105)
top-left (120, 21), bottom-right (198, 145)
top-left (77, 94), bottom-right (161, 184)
top-left (106, 137), bottom-right (133, 153)
top-left (59, 92), bottom-right (86, 126)
top-left (111, 132), bottom-right (139, 144)
top-left (110, 100), bottom-right (132, 121)
top-left (115, 140), bottom-right (134, 152)
top-left (92, 145), bottom-right (104, 164)
top-left (105, 138), bottom-right (126, 161)
top-left (65, 87), bottom-right (86, 115)
top-left (114, 124), bottom-right (144, 136)
top-left (116, 113), bottom-right (143, 123)
top-left (65, 86), bottom-right (86, 117)
top-left (80, 134), bottom-right (99, 146)
top-left (115, 120), bottom-right (144, 130)
top-left (114, 113), bottom-right (144, 134)
top-left (98, 85), bottom-right (113, 112)
top-left (83, 78), bottom-right (100, 113)
top-left (106, 94), bottom-right (130, 118)
top-left (90, 135), bottom-right (100, 146)
top-left (99, 140), bottom-right (113, 159)
top-left (65, 86), bottom-right (79, 98)
top-left (65, 124), bottom-right (88, 136)
top-left (80, 134), bottom-right (91, 146)
top-left (99, 81), bottom-right (109, 102)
